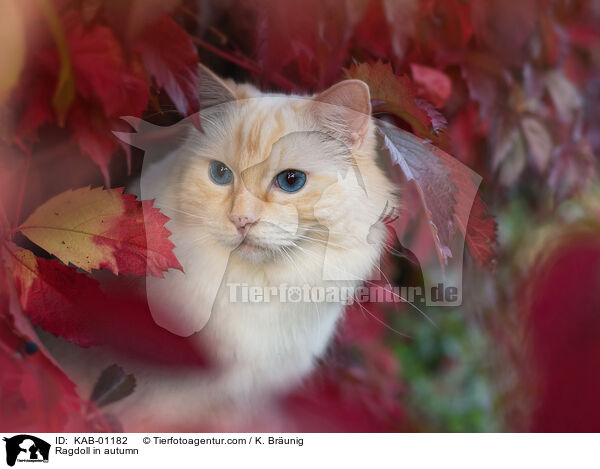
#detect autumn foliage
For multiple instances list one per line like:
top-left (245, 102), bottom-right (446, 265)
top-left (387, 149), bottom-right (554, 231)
top-left (1, 0), bottom-right (599, 431)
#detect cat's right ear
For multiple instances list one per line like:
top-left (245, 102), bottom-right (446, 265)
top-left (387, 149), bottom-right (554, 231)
top-left (310, 80), bottom-right (372, 149)
top-left (198, 63), bottom-right (237, 109)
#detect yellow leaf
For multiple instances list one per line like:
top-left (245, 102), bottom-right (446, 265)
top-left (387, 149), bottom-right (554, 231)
top-left (0, 0), bottom-right (26, 104)
top-left (18, 186), bottom-right (180, 277)
top-left (36, 0), bottom-right (75, 126)
top-left (19, 186), bottom-right (128, 274)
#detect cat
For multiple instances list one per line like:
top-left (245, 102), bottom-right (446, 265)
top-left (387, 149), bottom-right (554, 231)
top-left (44, 65), bottom-right (397, 431)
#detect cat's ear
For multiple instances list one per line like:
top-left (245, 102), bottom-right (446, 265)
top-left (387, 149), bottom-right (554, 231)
top-left (311, 80), bottom-right (372, 149)
top-left (198, 63), bottom-right (237, 109)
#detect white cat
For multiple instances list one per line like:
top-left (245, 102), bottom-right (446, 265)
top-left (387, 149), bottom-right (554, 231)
top-left (46, 65), bottom-right (396, 431)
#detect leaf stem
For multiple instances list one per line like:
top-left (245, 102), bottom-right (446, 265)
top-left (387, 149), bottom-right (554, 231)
top-left (192, 37), bottom-right (297, 90)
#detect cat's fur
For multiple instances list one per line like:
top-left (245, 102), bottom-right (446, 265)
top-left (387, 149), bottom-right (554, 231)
top-left (44, 65), bottom-right (396, 431)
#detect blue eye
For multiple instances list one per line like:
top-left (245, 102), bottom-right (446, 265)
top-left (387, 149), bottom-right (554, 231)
top-left (276, 170), bottom-right (307, 192)
top-left (209, 161), bottom-right (233, 185)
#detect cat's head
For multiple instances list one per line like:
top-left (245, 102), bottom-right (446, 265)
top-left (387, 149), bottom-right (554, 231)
top-left (167, 65), bottom-right (395, 264)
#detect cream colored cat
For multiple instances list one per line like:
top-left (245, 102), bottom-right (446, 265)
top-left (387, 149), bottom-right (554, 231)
top-left (46, 65), bottom-right (397, 431)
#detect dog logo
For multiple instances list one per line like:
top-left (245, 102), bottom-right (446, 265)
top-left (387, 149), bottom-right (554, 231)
top-left (3, 435), bottom-right (51, 466)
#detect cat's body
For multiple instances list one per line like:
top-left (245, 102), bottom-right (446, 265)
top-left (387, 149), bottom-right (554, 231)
top-left (44, 66), bottom-right (396, 431)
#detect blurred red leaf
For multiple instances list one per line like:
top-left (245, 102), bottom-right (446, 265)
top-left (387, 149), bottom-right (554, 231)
top-left (415, 0), bottom-right (474, 65)
top-left (69, 105), bottom-right (119, 185)
top-left (461, 52), bottom-right (507, 121)
top-left (102, 0), bottom-right (181, 42)
top-left (471, 0), bottom-right (537, 68)
top-left (2, 244), bottom-right (104, 347)
top-left (14, 10), bottom-right (150, 180)
top-left (249, 0), bottom-right (359, 91)
top-left (526, 232), bottom-right (600, 431)
top-left (88, 286), bottom-right (210, 367)
top-left (352, 0), bottom-right (418, 62)
top-left (0, 323), bottom-right (89, 432)
top-left (62, 14), bottom-right (149, 180)
top-left (449, 104), bottom-right (488, 167)
top-left (136, 15), bottom-right (200, 116)
top-left (410, 63), bottom-right (452, 109)
top-left (0, 281), bottom-right (111, 432)
top-left (463, 189), bottom-right (497, 270)
top-left (434, 141), bottom-right (497, 270)
top-left (2, 247), bottom-right (206, 369)
top-left (64, 16), bottom-right (150, 119)
top-left (338, 301), bottom-right (388, 345)
top-left (14, 77), bottom-right (55, 138)
top-left (283, 343), bottom-right (405, 432)
top-left (352, 0), bottom-right (393, 59)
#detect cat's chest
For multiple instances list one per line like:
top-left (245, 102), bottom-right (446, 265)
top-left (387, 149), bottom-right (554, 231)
top-left (199, 294), bottom-right (343, 397)
top-left (206, 281), bottom-right (344, 364)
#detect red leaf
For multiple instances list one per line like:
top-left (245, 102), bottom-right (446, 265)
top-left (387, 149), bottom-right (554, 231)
top-left (461, 52), bottom-right (507, 120)
top-left (69, 105), bottom-right (119, 186)
top-left (435, 145), bottom-right (498, 270)
top-left (0, 325), bottom-right (88, 432)
top-left (462, 188), bottom-right (497, 270)
top-left (94, 195), bottom-right (184, 278)
top-left (18, 186), bottom-right (183, 278)
top-left (526, 233), bottom-right (600, 431)
top-left (15, 10), bottom-right (150, 178)
top-left (379, 123), bottom-right (497, 269)
top-left (14, 77), bottom-right (55, 139)
top-left (448, 104), bottom-right (488, 167)
top-left (410, 63), bottom-right (452, 108)
top-left (0, 277), bottom-right (106, 431)
top-left (346, 61), bottom-right (441, 143)
top-left (102, 0), bottom-right (181, 42)
top-left (87, 287), bottom-right (210, 367)
top-left (352, 0), bottom-right (393, 59)
top-left (414, 0), bottom-right (474, 66)
top-left (471, 0), bottom-right (537, 68)
top-left (2, 244), bottom-right (104, 346)
top-left (250, 0), bottom-right (358, 91)
top-left (2, 247), bottom-right (206, 368)
top-left (63, 14), bottom-right (150, 119)
top-left (283, 346), bottom-right (405, 432)
top-left (136, 16), bottom-right (200, 116)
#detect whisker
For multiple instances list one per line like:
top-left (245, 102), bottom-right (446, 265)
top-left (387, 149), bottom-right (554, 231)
top-left (351, 296), bottom-right (412, 339)
top-left (158, 205), bottom-right (211, 222)
top-left (290, 240), bottom-right (436, 328)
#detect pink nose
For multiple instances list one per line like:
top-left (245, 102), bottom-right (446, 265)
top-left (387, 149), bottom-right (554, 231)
top-left (229, 214), bottom-right (258, 236)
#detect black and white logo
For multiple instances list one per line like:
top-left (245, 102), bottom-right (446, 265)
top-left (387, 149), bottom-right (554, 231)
top-left (3, 435), bottom-right (51, 467)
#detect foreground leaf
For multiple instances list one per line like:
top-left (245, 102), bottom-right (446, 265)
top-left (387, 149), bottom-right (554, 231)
top-left (90, 364), bottom-right (136, 408)
top-left (19, 187), bottom-right (182, 277)
top-left (378, 123), bottom-right (497, 268)
top-left (0, 291), bottom-right (107, 431)
top-left (2, 245), bottom-right (103, 346)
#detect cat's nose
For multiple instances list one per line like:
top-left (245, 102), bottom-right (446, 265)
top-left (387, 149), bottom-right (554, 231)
top-left (229, 214), bottom-right (258, 236)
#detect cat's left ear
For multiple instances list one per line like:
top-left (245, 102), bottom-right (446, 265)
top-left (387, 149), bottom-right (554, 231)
top-left (311, 80), bottom-right (372, 149)
top-left (198, 63), bottom-right (237, 109)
